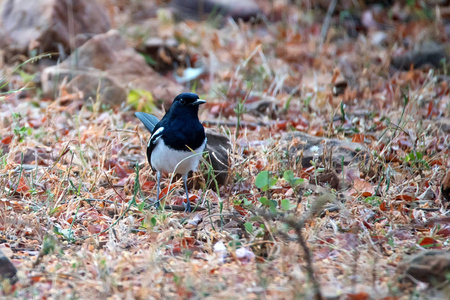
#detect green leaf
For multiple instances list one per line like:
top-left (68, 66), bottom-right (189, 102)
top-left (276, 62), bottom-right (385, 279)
top-left (259, 196), bottom-right (269, 206)
top-left (17, 70), bottom-right (35, 84)
top-left (138, 200), bottom-right (146, 212)
top-left (244, 222), bottom-right (253, 234)
top-left (340, 101), bottom-right (345, 122)
top-left (283, 170), bottom-right (294, 183)
top-left (53, 225), bottom-right (73, 241)
top-left (269, 200), bottom-right (277, 213)
top-left (255, 171), bottom-right (269, 191)
top-left (281, 199), bottom-right (290, 211)
top-left (127, 88), bottom-right (155, 113)
top-left (270, 177), bottom-right (278, 187)
top-left (416, 151), bottom-right (423, 160)
top-left (151, 217), bottom-right (157, 227)
top-left (283, 170), bottom-right (304, 187)
top-left (255, 171), bottom-right (277, 191)
top-left (42, 235), bottom-right (58, 255)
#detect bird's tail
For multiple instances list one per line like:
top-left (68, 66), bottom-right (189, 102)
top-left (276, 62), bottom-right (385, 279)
top-left (135, 112), bottom-right (160, 132)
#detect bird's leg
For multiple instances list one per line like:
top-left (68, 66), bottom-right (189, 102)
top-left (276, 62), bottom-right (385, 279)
top-left (155, 171), bottom-right (161, 209)
top-left (182, 174), bottom-right (191, 212)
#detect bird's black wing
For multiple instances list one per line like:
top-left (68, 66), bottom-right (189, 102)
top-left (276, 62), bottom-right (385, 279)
top-left (146, 124), bottom-right (165, 170)
top-left (135, 112), bottom-right (160, 133)
top-left (135, 112), bottom-right (163, 170)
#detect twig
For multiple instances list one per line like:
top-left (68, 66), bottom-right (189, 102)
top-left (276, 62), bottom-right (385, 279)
top-left (164, 205), bottom-right (206, 212)
top-left (202, 120), bottom-right (271, 128)
top-left (256, 209), bottom-right (324, 300)
top-left (79, 164), bottom-right (141, 240)
top-left (289, 218), bottom-right (323, 300)
top-left (9, 152), bottom-right (23, 197)
top-left (104, 171), bottom-right (125, 215)
top-left (318, 0), bottom-right (337, 52)
top-left (83, 198), bottom-right (116, 205)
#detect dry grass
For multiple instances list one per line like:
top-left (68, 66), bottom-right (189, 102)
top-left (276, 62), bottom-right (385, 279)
top-left (1, 1), bottom-right (449, 299)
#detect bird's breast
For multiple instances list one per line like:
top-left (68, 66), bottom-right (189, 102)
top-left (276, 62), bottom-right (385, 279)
top-left (150, 138), bottom-right (207, 175)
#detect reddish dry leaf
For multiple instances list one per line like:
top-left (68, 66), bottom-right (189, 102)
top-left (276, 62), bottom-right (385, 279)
top-left (1, 136), bottom-right (12, 144)
top-left (31, 275), bottom-right (43, 283)
top-left (293, 116), bottom-right (309, 128)
top-left (303, 166), bottom-right (315, 173)
top-left (362, 220), bottom-right (373, 230)
top-left (380, 201), bottom-right (388, 211)
top-left (395, 194), bottom-right (417, 202)
top-left (426, 101), bottom-right (433, 118)
top-left (115, 164), bottom-right (133, 179)
top-left (419, 237), bottom-right (441, 249)
top-left (234, 205), bottom-right (248, 216)
top-left (171, 194), bottom-right (199, 206)
top-left (0, 198), bottom-right (11, 208)
top-left (15, 177), bottom-right (30, 194)
top-left (87, 224), bottom-right (109, 235)
top-left (255, 160), bottom-right (264, 171)
top-left (167, 238), bottom-right (199, 255)
top-left (350, 179), bottom-right (374, 197)
top-left (352, 133), bottom-right (364, 143)
top-left (346, 292), bottom-right (369, 300)
top-left (158, 185), bottom-right (171, 200)
top-left (331, 68), bottom-right (340, 84)
top-left (180, 236), bottom-right (197, 249)
top-left (176, 286), bottom-right (193, 298)
top-left (429, 158), bottom-right (443, 166)
top-left (142, 181), bottom-right (156, 190)
top-left (371, 236), bottom-right (388, 243)
top-left (276, 120), bottom-right (288, 130)
top-left (384, 153), bottom-right (401, 163)
top-left (436, 226), bottom-right (450, 237)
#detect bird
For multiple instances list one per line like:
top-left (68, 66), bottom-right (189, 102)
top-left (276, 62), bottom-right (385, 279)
top-left (135, 92), bottom-right (207, 212)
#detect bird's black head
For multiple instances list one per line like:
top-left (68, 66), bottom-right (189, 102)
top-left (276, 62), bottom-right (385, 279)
top-left (169, 93), bottom-right (206, 115)
top-left (173, 93), bottom-right (206, 106)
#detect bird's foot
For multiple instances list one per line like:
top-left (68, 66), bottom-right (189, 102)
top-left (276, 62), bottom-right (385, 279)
top-left (183, 201), bottom-right (192, 213)
top-left (154, 200), bottom-right (161, 210)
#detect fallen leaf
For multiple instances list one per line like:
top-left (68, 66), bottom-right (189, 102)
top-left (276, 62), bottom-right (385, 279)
top-left (395, 194), bottom-right (417, 202)
top-left (350, 179), bottom-right (374, 197)
top-left (352, 133), bottom-right (364, 143)
top-left (346, 292), bottom-right (369, 300)
top-left (419, 237), bottom-right (441, 249)
top-left (1, 136), bottom-right (12, 144)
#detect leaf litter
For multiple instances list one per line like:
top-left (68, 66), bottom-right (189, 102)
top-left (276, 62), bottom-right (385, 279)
top-left (0, 1), bottom-right (449, 299)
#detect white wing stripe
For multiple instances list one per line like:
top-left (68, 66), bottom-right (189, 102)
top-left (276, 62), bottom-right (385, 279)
top-left (148, 127), bottom-right (164, 146)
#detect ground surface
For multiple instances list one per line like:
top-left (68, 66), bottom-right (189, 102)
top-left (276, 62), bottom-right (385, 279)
top-left (0, 1), bottom-right (449, 299)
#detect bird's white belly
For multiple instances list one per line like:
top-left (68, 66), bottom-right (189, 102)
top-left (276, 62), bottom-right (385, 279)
top-left (151, 139), bottom-right (207, 175)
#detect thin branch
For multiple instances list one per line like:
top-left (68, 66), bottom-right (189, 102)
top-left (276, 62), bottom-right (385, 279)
top-left (318, 0), bottom-right (337, 52)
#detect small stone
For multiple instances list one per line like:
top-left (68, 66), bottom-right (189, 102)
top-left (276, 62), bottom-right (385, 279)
top-left (281, 132), bottom-right (369, 170)
top-left (41, 30), bottom-right (183, 104)
top-left (0, 0), bottom-right (110, 53)
top-left (172, 0), bottom-right (261, 22)
top-left (391, 42), bottom-right (448, 70)
top-left (66, 73), bottom-right (127, 106)
top-left (0, 250), bottom-right (17, 284)
top-left (399, 250), bottom-right (450, 286)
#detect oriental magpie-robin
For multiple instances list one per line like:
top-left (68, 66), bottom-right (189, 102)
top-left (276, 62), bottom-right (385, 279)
top-left (135, 93), bottom-right (207, 212)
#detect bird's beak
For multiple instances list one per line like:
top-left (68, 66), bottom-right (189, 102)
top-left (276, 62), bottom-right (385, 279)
top-left (192, 99), bottom-right (206, 106)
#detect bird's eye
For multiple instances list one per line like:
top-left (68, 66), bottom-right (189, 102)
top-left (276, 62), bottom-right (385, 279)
top-left (180, 99), bottom-right (185, 104)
